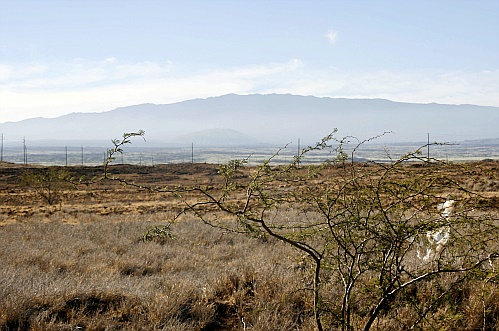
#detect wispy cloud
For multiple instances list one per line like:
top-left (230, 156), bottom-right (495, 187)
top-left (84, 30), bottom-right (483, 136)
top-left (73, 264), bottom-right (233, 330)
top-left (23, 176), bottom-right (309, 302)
top-left (326, 30), bottom-right (338, 44)
top-left (0, 63), bottom-right (47, 82)
top-left (0, 59), bottom-right (303, 121)
top-left (265, 68), bottom-right (499, 107)
top-left (0, 58), bottom-right (498, 123)
top-left (1, 58), bottom-right (172, 90)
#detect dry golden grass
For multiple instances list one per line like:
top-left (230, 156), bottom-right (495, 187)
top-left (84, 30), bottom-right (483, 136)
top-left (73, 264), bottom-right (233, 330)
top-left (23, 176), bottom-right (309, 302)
top-left (0, 161), bottom-right (498, 330)
top-left (0, 213), bottom-right (315, 330)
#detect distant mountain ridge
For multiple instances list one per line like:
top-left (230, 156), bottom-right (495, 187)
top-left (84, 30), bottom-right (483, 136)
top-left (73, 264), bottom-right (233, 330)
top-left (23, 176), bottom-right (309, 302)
top-left (1, 94), bottom-right (498, 146)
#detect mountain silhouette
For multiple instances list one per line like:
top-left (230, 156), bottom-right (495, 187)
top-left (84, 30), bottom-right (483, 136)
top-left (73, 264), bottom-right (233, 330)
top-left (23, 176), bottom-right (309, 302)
top-left (1, 94), bottom-right (497, 146)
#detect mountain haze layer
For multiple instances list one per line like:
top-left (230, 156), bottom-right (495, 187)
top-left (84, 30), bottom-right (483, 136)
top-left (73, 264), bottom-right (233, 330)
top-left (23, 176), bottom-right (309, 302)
top-left (1, 94), bottom-right (498, 146)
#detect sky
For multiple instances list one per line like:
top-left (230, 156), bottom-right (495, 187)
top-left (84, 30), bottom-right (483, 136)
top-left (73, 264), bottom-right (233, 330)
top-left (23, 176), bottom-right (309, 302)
top-left (0, 0), bottom-right (498, 123)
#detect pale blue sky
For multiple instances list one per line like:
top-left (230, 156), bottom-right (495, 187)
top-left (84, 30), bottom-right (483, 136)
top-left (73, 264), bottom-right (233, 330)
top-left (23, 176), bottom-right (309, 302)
top-left (1, 0), bottom-right (498, 122)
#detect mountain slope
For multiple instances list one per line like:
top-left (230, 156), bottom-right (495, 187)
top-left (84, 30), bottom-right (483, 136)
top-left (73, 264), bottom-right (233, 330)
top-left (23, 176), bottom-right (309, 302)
top-left (1, 94), bottom-right (497, 145)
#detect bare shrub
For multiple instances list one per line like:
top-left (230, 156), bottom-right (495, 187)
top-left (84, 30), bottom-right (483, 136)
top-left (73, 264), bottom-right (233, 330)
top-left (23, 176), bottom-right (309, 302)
top-left (178, 132), bottom-right (499, 331)
top-left (20, 167), bottom-right (74, 205)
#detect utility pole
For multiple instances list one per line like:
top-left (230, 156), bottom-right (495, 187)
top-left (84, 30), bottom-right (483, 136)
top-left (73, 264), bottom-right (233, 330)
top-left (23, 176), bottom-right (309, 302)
top-left (23, 137), bottom-right (27, 166)
top-left (1, 133), bottom-right (4, 162)
top-left (297, 138), bottom-right (300, 167)
top-left (427, 133), bottom-right (430, 162)
top-left (191, 142), bottom-right (194, 164)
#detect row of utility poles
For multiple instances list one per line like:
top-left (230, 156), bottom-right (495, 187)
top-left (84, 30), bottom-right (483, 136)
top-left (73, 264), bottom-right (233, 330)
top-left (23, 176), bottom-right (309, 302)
top-left (1, 134), bottom-right (85, 166)
top-left (3, 134), bottom-right (434, 166)
top-left (0, 135), bottom-right (337, 167)
top-left (0, 133), bottom-right (199, 166)
top-left (64, 146), bottom-right (84, 166)
top-left (294, 135), bottom-right (433, 164)
top-left (1, 134), bottom-right (29, 165)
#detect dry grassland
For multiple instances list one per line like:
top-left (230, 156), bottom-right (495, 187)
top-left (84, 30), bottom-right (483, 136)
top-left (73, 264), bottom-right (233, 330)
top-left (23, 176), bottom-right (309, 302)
top-left (0, 161), bottom-right (498, 330)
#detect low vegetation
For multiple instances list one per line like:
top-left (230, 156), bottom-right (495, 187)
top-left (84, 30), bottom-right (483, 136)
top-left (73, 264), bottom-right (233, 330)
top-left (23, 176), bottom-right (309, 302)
top-left (0, 132), bottom-right (498, 330)
top-left (19, 167), bottom-right (74, 205)
top-left (0, 214), bottom-right (312, 330)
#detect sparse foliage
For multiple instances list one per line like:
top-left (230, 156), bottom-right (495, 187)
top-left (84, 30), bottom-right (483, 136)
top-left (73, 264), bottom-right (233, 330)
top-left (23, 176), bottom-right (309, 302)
top-left (106, 131), bottom-right (146, 163)
top-left (103, 130), bottom-right (499, 331)
top-left (142, 224), bottom-right (175, 244)
top-left (20, 167), bottom-right (74, 205)
top-left (182, 131), bottom-right (499, 331)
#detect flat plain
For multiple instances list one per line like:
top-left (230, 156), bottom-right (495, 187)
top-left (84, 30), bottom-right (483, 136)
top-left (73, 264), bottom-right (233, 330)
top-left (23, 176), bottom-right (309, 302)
top-left (1, 160), bottom-right (498, 330)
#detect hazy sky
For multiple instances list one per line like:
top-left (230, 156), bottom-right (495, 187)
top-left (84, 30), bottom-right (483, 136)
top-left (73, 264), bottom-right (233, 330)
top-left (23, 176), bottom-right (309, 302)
top-left (1, 0), bottom-right (498, 122)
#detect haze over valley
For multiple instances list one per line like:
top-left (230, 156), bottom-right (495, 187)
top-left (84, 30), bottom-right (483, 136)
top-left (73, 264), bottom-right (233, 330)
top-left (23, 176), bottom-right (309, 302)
top-left (1, 94), bottom-right (498, 165)
top-left (1, 94), bottom-right (497, 148)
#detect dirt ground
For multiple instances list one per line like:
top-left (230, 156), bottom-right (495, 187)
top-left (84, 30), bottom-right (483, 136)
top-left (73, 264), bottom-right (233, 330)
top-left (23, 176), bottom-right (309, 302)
top-left (0, 162), bottom-right (222, 223)
top-left (1, 160), bottom-right (499, 224)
